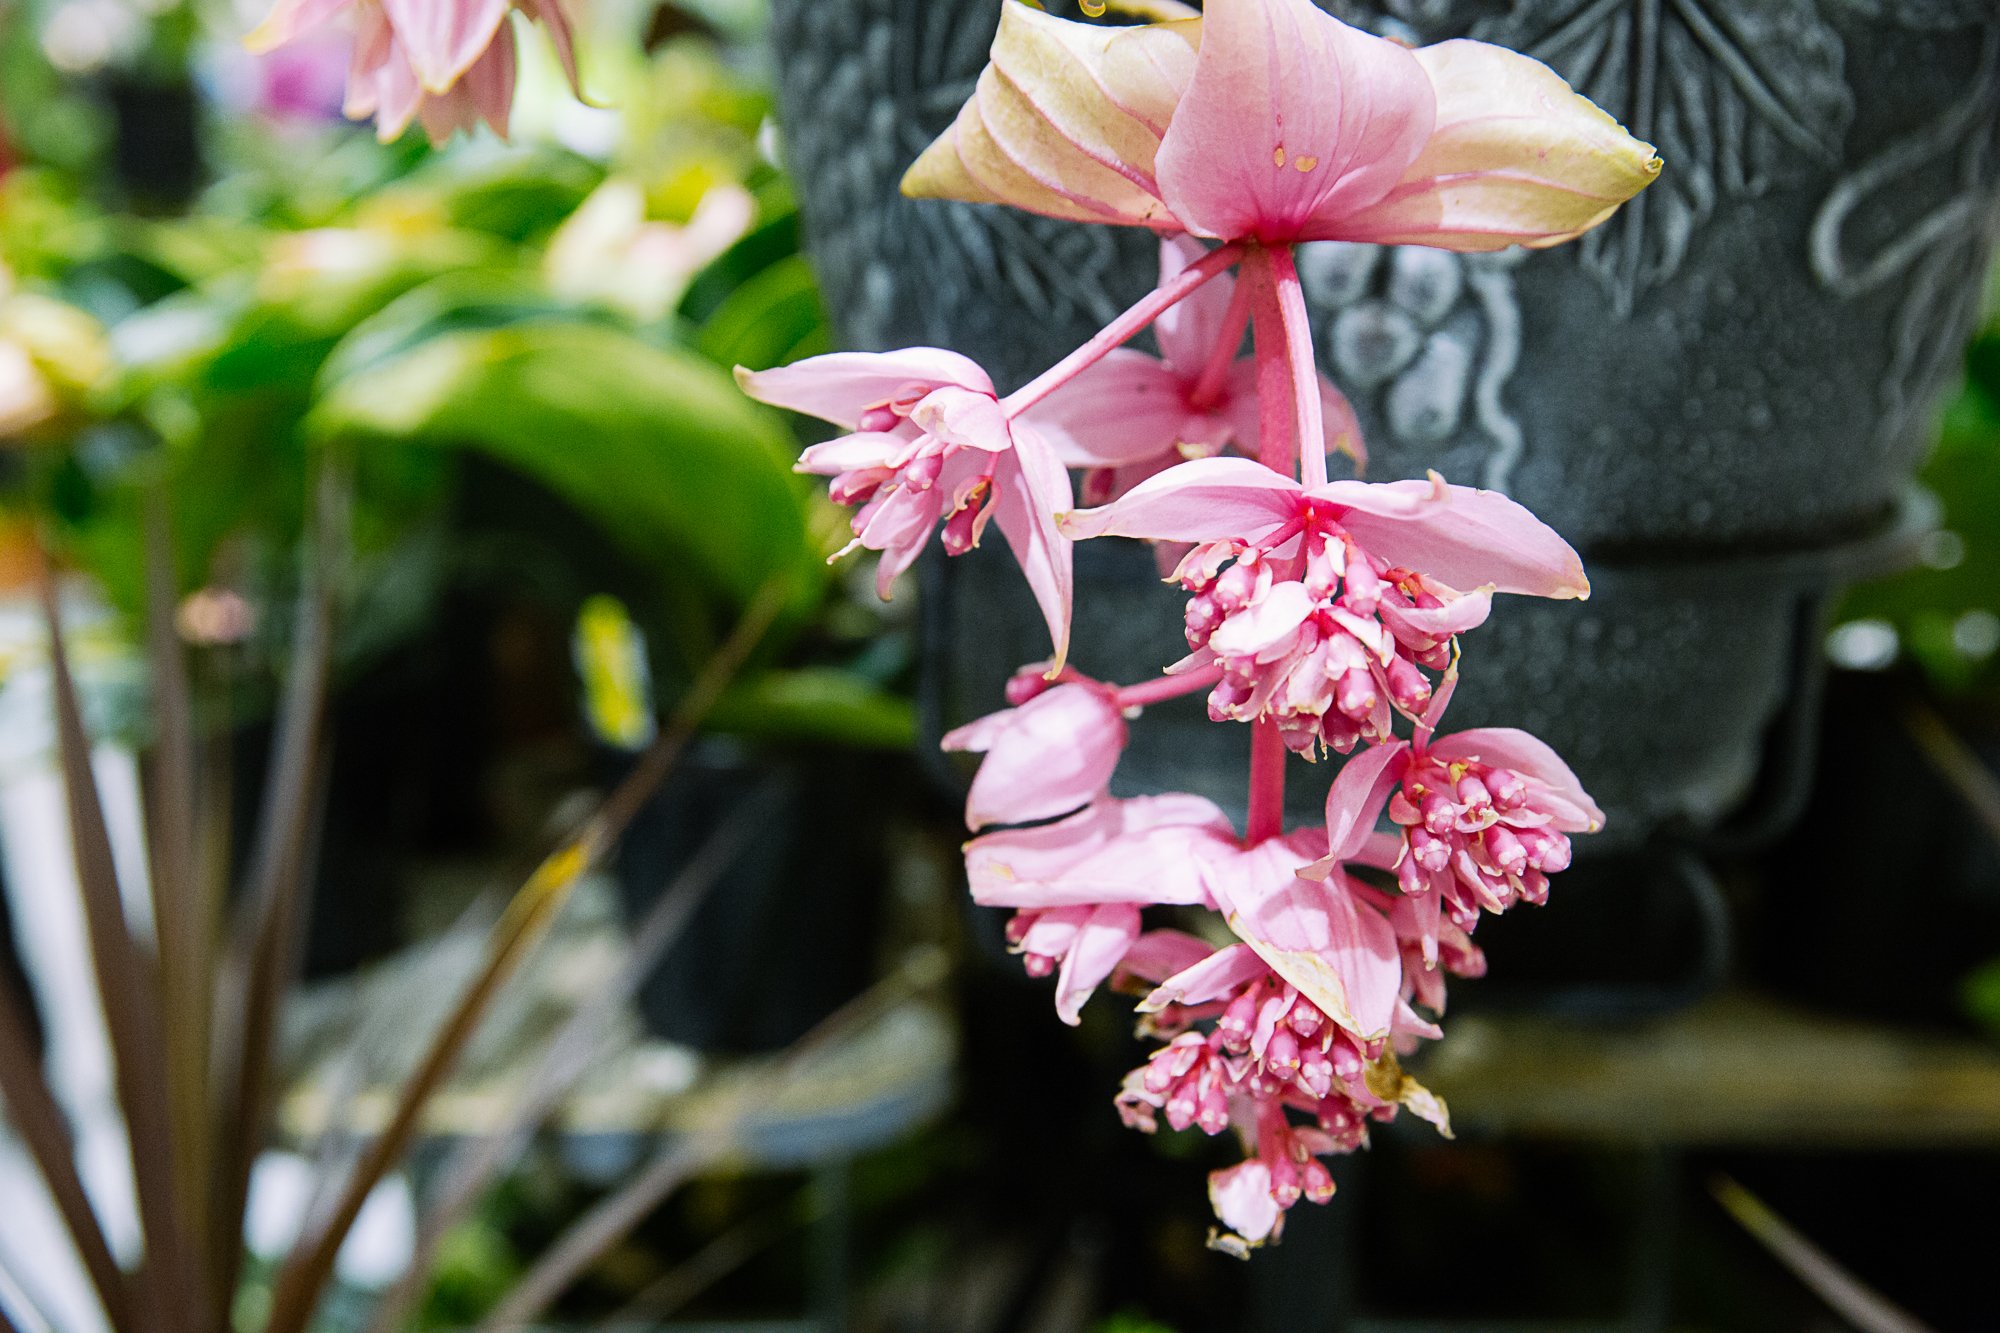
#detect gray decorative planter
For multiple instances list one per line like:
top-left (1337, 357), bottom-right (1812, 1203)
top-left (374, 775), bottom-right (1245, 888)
top-left (768, 0), bottom-right (1997, 854)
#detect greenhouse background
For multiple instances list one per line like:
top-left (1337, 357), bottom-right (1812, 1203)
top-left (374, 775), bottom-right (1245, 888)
top-left (0, 0), bottom-right (1996, 1330)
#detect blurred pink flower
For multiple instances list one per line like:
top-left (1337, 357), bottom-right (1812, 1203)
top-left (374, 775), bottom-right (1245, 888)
top-left (245, 0), bottom-right (578, 143)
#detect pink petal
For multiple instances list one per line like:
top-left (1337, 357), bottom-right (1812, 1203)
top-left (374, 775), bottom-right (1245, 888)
top-left (1019, 351), bottom-right (1189, 470)
top-left (735, 350), bottom-right (993, 431)
top-left (518, 0), bottom-right (579, 93)
top-left (1154, 0), bottom-right (1433, 244)
top-left (1428, 728), bottom-right (1604, 832)
top-left (992, 424), bottom-right (1075, 668)
top-left (381, 0), bottom-right (511, 93)
top-left (1322, 741), bottom-right (1408, 863)
top-left (901, 2), bottom-right (1200, 229)
top-left (1154, 234), bottom-right (1237, 374)
top-left (1117, 928), bottom-right (1222, 987)
top-left (1206, 843), bottom-right (1401, 1040)
top-left (795, 430), bottom-right (906, 477)
top-left (1378, 587), bottom-right (1494, 641)
top-left (1339, 39), bottom-right (1662, 252)
top-left (1318, 475), bottom-right (1589, 599)
top-left (1054, 903), bottom-right (1143, 1025)
top-left (1209, 1160), bottom-right (1282, 1243)
top-left (944, 683), bottom-right (1126, 830)
top-left (1138, 941), bottom-right (1266, 1012)
top-left (1059, 454), bottom-right (1300, 544)
top-left (966, 794), bottom-right (1234, 909)
top-left (910, 385), bottom-right (1013, 453)
top-left (1207, 581), bottom-right (1315, 659)
top-left (244, 0), bottom-right (354, 51)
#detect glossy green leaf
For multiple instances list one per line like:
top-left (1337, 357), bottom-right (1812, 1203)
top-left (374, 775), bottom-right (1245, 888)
top-left (705, 668), bottom-right (917, 749)
top-left (306, 321), bottom-right (820, 606)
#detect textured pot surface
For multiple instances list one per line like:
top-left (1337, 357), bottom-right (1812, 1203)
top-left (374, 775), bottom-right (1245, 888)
top-left (772, 0), bottom-right (1999, 551)
top-left (771, 0), bottom-right (1981, 845)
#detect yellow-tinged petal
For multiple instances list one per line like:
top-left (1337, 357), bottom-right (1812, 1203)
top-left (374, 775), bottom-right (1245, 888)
top-left (1338, 39), bottom-right (1662, 253)
top-left (902, 0), bottom-right (1200, 230)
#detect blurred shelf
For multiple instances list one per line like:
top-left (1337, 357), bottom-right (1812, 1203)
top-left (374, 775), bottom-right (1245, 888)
top-left (274, 873), bottom-right (954, 1174)
top-left (1419, 988), bottom-right (2000, 1147)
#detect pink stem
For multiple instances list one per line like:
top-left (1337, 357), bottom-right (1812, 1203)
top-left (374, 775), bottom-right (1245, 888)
top-left (1183, 279), bottom-right (1254, 413)
top-left (1114, 663), bottom-right (1225, 710)
top-left (1271, 246), bottom-right (1328, 489)
top-left (1002, 242), bottom-right (1244, 417)
top-left (1242, 250), bottom-right (1294, 477)
top-left (1245, 719), bottom-right (1287, 844)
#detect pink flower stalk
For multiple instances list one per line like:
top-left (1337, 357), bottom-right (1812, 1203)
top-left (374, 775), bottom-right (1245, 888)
top-left (737, 349), bottom-right (1074, 663)
top-left (752, 0), bottom-right (1652, 1252)
top-left (1024, 236), bottom-right (1362, 506)
top-left (904, 0), bottom-right (1661, 253)
top-left (244, 0), bottom-right (578, 143)
top-left (1062, 457), bottom-right (1585, 754)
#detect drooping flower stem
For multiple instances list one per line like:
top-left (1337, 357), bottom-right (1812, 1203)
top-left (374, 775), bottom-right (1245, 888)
top-left (1271, 245), bottom-right (1328, 490)
top-left (1115, 663), bottom-right (1227, 711)
top-left (1002, 242), bottom-right (1245, 418)
top-left (1245, 718), bottom-right (1288, 843)
top-left (1185, 277), bottom-right (1256, 413)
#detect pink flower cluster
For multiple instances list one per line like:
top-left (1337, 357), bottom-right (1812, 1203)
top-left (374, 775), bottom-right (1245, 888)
top-left (740, 0), bottom-right (1656, 1251)
top-left (245, 0), bottom-right (579, 143)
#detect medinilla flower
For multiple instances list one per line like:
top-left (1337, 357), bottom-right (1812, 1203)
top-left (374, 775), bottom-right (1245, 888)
top-left (1023, 235), bottom-right (1362, 506)
top-left (1318, 702), bottom-right (1604, 960)
top-left (245, 0), bottom-right (578, 143)
top-left (904, 0), bottom-right (1661, 252)
top-left (737, 349), bottom-right (1074, 663)
top-left (1060, 456), bottom-right (1585, 754)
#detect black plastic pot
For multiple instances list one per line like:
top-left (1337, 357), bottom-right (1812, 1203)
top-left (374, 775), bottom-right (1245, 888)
top-left (609, 739), bottom-right (891, 1053)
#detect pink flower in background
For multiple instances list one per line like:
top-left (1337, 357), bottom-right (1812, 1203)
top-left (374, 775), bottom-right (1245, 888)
top-left (1061, 457), bottom-right (1586, 754)
top-left (245, 0), bottom-right (578, 143)
top-left (1024, 236), bottom-right (1362, 506)
top-left (737, 349), bottom-right (1074, 663)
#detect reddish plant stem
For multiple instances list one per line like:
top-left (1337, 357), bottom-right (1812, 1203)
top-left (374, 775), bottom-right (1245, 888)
top-left (1241, 244), bottom-right (1299, 841)
top-left (1246, 720), bottom-right (1288, 844)
top-left (1271, 245), bottom-right (1329, 489)
top-left (1184, 278), bottom-right (1254, 412)
top-left (1114, 663), bottom-right (1225, 710)
top-left (1002, 242), bottom-right (1244, 417)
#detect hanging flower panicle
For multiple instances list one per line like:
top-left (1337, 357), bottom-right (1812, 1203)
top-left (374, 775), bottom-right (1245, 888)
top-left (742, 0), bottom-right (1657, 1250)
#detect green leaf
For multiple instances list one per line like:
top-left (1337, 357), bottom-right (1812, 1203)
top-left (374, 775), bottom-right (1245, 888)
top-left (705, 668), bottom-right (917, 749)
top-left (306, 321), bottom-right (820, 607)
top-left (693, 253), bottom-right (827, 373)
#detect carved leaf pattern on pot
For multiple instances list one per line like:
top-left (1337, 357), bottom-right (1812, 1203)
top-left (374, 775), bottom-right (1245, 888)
top-left (1297, 241), bottom-right (1532, 493)
top-left (769, 0), bottom-right (1152, 381)
top-left (1471, 0), bottom-right (1854, 314)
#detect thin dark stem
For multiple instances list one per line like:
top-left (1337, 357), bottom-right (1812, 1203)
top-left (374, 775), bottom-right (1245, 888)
top-left (0, 969), bottom-right (132, 1331)
top-left (364, 799), bottom-right (768, 1333)
top-left (141, 490), bottom-right (210, 1290)
top-left (207, 459), bottom-right (344, 1322)
top-left (479, 948), bottom-right (945, 1330)
top-left (37, 553), bottom-right (194, 1333)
